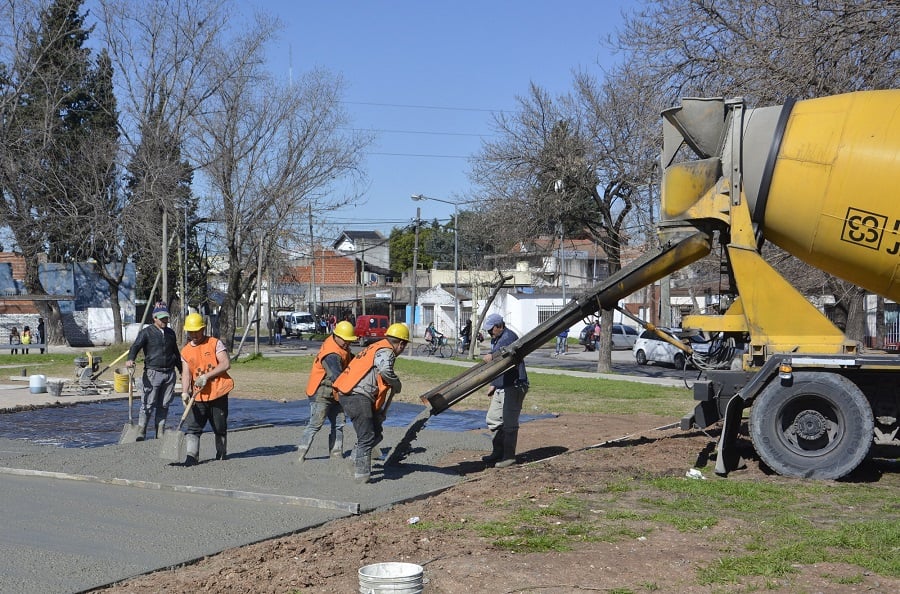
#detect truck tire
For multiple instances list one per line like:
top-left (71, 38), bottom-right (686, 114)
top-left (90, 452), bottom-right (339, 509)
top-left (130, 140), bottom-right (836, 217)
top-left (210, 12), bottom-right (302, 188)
top-left (749, 372), bottom-right (873, 480)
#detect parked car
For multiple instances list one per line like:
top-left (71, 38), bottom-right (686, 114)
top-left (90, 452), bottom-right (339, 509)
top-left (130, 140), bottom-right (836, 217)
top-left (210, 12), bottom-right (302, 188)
top-left (282, 312), bottom-right (317, 337)
top-left (632, 327), bottom-right (709, 368)
top-left (355, 315), bottom-right (390, 345)
top-left (612, 324), bottom-right (639, 349)
top-left (577, 323), bottom-right (639, 351)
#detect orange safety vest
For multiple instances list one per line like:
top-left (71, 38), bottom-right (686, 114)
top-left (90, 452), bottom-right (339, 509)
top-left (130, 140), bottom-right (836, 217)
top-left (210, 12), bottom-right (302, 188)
top-left (305, 335), bottom-right (353, 397)
top-left (181, 336), bottom-right (234, 402)
top-left (332, 338), bottom-right (393, 410)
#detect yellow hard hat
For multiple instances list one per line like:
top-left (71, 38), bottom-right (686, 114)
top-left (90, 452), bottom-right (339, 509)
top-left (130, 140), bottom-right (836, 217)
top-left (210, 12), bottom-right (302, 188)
top-left (385, 323), bottom-right (410, 342)
top-left (333, 320), bottom-right (357, 342)
top-left (184, 312), bottom-right (206, 332)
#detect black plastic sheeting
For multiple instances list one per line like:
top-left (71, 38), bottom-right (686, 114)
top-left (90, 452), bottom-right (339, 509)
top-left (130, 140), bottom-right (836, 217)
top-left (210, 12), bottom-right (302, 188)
top-left (0, 398), bottom-right (551, 448)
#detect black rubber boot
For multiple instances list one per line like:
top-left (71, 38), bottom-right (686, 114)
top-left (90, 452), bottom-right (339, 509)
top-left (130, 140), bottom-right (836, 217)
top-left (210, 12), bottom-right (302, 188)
top-left (215, 434), bottom-right (227, 461)
top-left (184, 434), bottom-right (200, 466)
top-left (481, 431), bottom-right (504, 464)
top-left (495, 429), bottom-right (518, 468)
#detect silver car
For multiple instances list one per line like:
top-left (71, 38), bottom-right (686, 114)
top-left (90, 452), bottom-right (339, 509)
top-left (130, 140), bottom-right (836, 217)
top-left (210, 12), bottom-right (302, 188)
top-left (632, 327), bottom-right (709, 368)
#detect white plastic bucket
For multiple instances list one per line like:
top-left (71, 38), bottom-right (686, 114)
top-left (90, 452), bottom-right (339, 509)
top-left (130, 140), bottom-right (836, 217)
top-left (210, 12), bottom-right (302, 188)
top-left (29, 374), bottom-right (47, 394)
top-left (358, 562), bottom-right (424, 593)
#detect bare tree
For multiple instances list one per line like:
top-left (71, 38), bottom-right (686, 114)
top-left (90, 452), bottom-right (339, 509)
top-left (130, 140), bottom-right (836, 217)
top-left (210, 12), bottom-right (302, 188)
top-left (96, 0), bottom-right (245, 336)
top-left (616, 0), bottom-right (900, 342)
top-left (193, 52), bottom-right (369, 347)
top-left (471, 66), bottom-right (662, 371)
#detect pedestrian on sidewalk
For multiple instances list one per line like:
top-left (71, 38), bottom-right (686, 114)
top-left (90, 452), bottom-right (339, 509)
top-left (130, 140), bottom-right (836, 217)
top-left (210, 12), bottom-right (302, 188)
top-left (333, 323), bottom-right (409, 483)
top-left (297, 321), bottom-right (356, 461)
top-left (8, 326), bottom-right (19, 355)
top-left (481, 313), bottom-right (529, 468)
top-left (555, 328), bottom-right (569, 356)
top-left (125, 302), bottom-right (180, 440)
top-left (180, 313), bottom-right (234, 465)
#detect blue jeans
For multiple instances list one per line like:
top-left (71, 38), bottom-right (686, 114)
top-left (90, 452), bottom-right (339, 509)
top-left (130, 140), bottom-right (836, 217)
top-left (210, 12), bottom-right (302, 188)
top-left (299, 393), bottom-right (345, 453)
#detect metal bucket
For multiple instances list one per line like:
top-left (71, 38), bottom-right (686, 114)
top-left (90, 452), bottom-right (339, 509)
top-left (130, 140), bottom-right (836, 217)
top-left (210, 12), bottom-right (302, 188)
top-left (47, 380), bottom-right (64, 398)
top-left (358, 562), bottom-right (424, 593)
top-left (113, 368), bottom-right (130, 393)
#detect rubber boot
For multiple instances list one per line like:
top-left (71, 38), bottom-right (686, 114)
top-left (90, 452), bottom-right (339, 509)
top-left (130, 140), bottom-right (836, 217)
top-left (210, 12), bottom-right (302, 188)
top-left (215, 434), bottom-right (227, 461)
top-left (329, 431), bottom-right (344, 458)
top-left (155, 420), bottom-right (166, 439)
top-left (353, 450), bottom-right (372, 483)
top-left (495, 429), bottom-right (518, 468)
top-left (481, 431), bottom-right (504, 464)
top-left (184, 434), bottom-right (200, 467)
top-left (136, 411), bottom-right (148, 442)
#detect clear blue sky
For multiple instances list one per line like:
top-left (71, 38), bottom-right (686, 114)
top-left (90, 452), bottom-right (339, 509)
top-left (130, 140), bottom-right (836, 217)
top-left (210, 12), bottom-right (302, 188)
top-left (245, 1), bottom-right (636, 235)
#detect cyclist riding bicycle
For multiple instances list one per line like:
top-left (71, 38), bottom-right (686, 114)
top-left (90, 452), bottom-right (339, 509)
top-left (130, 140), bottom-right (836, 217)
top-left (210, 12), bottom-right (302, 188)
top-left (424, 321), bottom-right (444, 345)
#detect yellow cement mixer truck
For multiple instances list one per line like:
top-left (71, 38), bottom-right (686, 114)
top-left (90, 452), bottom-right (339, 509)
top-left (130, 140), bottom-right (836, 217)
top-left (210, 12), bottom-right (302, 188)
top-left (390, 90), bottom-right (899, 480)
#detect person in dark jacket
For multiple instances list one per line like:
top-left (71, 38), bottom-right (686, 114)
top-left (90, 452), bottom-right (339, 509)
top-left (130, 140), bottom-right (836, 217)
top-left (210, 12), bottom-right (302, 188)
top-left (125, 302), bottom-right (180, 440)
top-left (480, 313), bottom-right (529, 468)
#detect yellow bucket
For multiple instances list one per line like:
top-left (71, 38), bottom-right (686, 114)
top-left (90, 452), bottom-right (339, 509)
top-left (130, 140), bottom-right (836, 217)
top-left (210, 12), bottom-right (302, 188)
top-left (113, 368), bottom-right (130, 393)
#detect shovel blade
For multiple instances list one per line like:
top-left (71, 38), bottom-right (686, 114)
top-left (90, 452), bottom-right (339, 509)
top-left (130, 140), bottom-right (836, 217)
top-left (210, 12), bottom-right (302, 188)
top-left (119, 423), bottom-right (142, 444)
top-left (158, 430), bottom-right (186, 462)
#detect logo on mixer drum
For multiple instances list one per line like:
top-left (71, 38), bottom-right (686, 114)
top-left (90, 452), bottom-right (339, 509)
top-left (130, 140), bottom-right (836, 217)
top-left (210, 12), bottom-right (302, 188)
top-left (842, 207), bottom-right (887, 250)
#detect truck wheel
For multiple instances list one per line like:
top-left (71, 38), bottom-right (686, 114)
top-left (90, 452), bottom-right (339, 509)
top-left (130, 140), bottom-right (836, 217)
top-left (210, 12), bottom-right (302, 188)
top-left (635, 350), bottom-right (647, 365)
top-left (749, 372), bottom-right (873, 479)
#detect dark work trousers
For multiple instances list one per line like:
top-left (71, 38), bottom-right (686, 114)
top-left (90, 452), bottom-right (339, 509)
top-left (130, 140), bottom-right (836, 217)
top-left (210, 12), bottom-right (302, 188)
top-left (186, 395), bottom-right (229, 457)
top-left (340, 393), bottom-right (383, 477)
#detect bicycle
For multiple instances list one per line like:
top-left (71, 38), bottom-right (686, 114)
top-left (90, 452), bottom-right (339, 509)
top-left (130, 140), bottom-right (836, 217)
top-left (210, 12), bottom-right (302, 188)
top-left (415, 335), bottom-right (451, 358)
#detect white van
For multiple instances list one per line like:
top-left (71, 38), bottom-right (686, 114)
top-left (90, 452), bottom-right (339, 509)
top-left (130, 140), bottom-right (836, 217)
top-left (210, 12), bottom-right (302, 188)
top-left (282, 312), bottom-right (316, 337)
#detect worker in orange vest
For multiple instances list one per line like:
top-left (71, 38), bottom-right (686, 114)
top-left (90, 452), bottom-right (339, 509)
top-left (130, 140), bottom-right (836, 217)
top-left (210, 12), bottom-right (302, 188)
top-left (297, 320), bottom-right (357, 461)
top-left (180, 313), bottom-right (234, 465)
top-left (333, 323), bottom-right (409, 483)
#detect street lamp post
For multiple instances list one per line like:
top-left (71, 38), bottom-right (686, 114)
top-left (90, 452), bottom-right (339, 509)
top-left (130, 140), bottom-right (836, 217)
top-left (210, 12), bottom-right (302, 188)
top-left (411, 194), bottom-right (460, 339)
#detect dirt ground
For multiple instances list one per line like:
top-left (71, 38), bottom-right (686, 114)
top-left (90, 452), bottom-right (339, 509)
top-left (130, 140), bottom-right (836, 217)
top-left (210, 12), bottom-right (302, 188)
top-left (100, 413), bottom-right (897, 594)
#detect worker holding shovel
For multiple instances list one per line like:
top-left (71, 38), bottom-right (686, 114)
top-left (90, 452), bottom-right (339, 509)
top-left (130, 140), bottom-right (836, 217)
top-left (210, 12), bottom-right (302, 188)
top-left (297, 320), bottom-right (357, 462)
top-left (333, 323), bottom-right (409, 483)
top-left (179, 313), bottom-right (234, 466)
top-left (125, 302), bottom-right (180, 440)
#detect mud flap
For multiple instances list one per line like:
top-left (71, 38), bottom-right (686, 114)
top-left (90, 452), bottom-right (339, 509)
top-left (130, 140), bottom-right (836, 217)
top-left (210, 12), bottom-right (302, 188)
top-left (715, 394), bottom-right (746, 476)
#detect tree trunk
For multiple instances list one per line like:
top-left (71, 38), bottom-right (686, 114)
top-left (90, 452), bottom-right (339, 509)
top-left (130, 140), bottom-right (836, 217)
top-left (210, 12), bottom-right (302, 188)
top-left (596, 309), bottom-right (613, 374)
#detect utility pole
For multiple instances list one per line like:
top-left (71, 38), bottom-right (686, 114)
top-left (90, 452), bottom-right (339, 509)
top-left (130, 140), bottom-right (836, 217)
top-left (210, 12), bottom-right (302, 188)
top-left (411, 207), bottom-right (420, 340)
top-left (308, 208), bottom-right (316, 315)
top-left (360, 239), bottom-right (366, 317)
top-left (161, 209), bottom-right (168, 304)
top-left (254, 233), bottom-right (264, 354)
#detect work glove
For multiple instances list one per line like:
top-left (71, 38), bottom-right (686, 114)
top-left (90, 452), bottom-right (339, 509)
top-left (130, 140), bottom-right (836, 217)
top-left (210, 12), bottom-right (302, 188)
top-left (181, 392), bottom-right (190, 406)
top-left (195, 374), bottom-right (208, 389)
top-left (393, 381), bottom-right (402, 395)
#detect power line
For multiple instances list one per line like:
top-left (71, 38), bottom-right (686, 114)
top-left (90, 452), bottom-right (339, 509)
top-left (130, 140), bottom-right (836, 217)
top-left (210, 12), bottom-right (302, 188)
top-left (341, 100), bottom-right (505, 113)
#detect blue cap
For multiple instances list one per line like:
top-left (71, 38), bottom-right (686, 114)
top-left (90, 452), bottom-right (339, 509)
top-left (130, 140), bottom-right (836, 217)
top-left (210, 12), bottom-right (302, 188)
top-left (482, 313), bottom-right (504, 331)
top-left (152, 302), bottom-right (170, 319)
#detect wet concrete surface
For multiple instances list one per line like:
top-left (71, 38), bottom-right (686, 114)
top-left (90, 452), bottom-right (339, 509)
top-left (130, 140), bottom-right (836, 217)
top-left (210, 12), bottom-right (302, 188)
top-left (0, 421), bottom-right (495, 594)
top-left (0, 341), bottom-right (684, 593)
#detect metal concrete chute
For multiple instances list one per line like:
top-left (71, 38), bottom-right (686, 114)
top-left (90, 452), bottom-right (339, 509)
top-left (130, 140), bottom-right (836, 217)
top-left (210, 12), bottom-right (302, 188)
top-left (421, 232), bottom-right (710, 415)
top-left (383, 231), bottom-right (711, 466)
